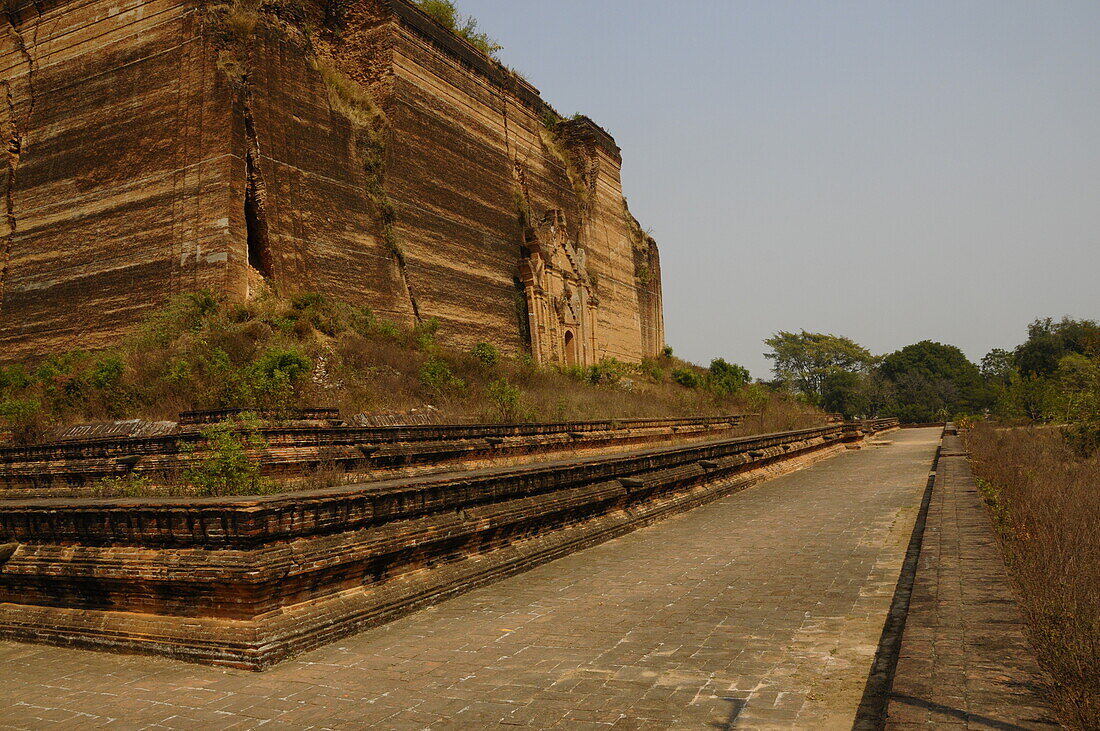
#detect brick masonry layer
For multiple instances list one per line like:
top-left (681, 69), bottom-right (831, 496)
top-left (0, 421), bottom-right (897, 670)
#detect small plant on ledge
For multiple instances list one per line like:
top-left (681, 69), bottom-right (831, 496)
top-left (413, 0), bottom-right (502, 57)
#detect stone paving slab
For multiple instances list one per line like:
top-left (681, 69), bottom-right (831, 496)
top-left (883, 436), bottom-right (1058, 730)
top-left (0, 428), bottom-right (941, 729)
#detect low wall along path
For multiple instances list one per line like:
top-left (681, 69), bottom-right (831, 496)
top-left (0, 421), bottom-right (894, 670)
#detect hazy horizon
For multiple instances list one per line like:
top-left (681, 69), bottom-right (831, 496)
top-left (458, 0), bottom-right (1100, 378)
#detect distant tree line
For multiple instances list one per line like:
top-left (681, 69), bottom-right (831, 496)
top-left (762, 319), bottom-right (1100, 453)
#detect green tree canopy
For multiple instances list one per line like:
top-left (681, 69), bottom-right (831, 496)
top-left (763, 330), bottom-right (873, 402)
top-left (1047, 352), bottom-right (1100, 455)
top-left (980, 348), bottom-right (1015, 386)
top-left (820, 369), bottom-right (870, 419)
top-left (878, 340), bottom-right (987, 421)
top-left (1014, 317), bottom-right (1100, 378)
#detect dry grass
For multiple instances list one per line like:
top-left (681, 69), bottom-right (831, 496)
top-left (311, 56), bottom-right (386, 130)
top-left (538, 126), bottom-right (589, 205)
top-left (965, 423), bottom-right (1100, 729)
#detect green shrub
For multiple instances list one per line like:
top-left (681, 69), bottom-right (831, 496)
top-left (93, 472), bottom-right (154, 498)
top-left (164, 357), bottom-right (193, 385)
top-left (376, 319), bottom-right (401, 340)
top-left (638, 358), bottom-right (664, 382)
top-left (420, 357), bottom-right (463, 393)
top-left (672, 368), bottom-right (702, 389)
top-left (139, 290), bottom-right (220, 346)
top-left (540, 110), bottom-right (562, 132)
top-left (412, 317), bottom-right (441, 350)
top-left (1063, 423), bottom-right (1100, 458)
top-left (288, 292), bottom-right (363, 337)
top-left (250, 347), bottom-right (312, 411)
top-left (587, 358), bottom-right (628, 386)
top-left (743, 383), bottom-right (771, 412)
top-left (0, 398), bottom-right (48, 444)
top-left (34, 349), bottom-right (89, 383)
top-left (253, 348), bottom-right (311, 382)
top-left (0, 363), bottom-right (32, 392)
top-left (471, 342), bottom-right (500, 368)
top-left (413, 0), bottom-right (501, 56)
top-left (708, 358), bottom-right (750, 395)
top-left (562, 365), bottom-right (588, 382)
top-left (487, 377), bottom-right (522, 422)
top-left (89, 355), bottom-right (125, 390)
top-left (183, 415), bottom-right (273, 496)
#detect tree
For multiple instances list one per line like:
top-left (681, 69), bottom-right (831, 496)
top-left (878, 340), bottom-right (988, 421)
top-left (820, 369), bottom-right (870, 419)
top-left (1000, 372), bottom-right (1053, 421)
top-left (1014, 317), bottom-right (1100, 377)
top-left (980, 348), bottom-right (1015, 386)
top-left (763, 330), bottom-right (873, 402)
top-left (885, 371), bottom-right (958, 423)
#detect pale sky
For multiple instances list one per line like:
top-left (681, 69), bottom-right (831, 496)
top-left (459, 0), bottom-right (1100, 378)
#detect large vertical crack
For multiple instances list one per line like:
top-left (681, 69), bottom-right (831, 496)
top-left (0, 81), bottom-right (20, 309)
top-left (364, 114), bottom-right (419, 321)
top-left (240, 77), bottom-right (274, 293)
top-left (0, 0), bottom-right (40, 314)
top-left (208, 1), bottom-right (275, 299)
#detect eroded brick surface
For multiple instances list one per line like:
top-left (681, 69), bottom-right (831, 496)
top-left (0, 0), bottom-right (663, 366)
top-left (0, 428), bottom-right (938, 727)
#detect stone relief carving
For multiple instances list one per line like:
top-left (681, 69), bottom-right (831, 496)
top-left (518, 210), bottom-right (599, 366)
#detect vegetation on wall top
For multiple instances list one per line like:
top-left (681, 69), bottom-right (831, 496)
top-left (413, 0), bottom-right (501, 57)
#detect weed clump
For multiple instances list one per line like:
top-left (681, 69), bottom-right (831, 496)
top-left (183, 414), bottom-right (274, 497)
top-left (672, 368), bottom-right (702, 389)
top-left (419, 357), bottom-right (464, 394)
top-left (413, 0), bottom-right (501, 57)
top-left (471, 342), bottom-right (500, 368)
top-left (486, 377), bottom-right (523, 422)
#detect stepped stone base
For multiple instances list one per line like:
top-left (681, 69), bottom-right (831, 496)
top-left (0, 423), bottom-right (897, 670)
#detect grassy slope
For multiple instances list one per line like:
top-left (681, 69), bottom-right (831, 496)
top-left (0, 291), bottom-right (820, 443)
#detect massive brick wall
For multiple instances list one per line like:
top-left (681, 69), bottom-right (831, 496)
top-left (0, 0), bottom-right (238, 357)
top-left (0, 0), bottom-right (664, 364)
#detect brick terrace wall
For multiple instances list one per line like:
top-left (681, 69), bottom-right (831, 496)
top-left (0, 421), bottom-right (896, 670)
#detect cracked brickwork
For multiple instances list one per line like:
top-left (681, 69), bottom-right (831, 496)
top-left (0, 428), bottom-right (938, 728)
top-left (0, 0), bottom-right (663, 364)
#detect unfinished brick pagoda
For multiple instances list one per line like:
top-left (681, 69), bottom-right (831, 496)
top-left (0, 0), bottom-right (664, 366)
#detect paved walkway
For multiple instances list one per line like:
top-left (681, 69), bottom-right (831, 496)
top-left (0, 428), bottom-right (941, 730)
top-left (884, 436), bottom-right (1057, 729)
